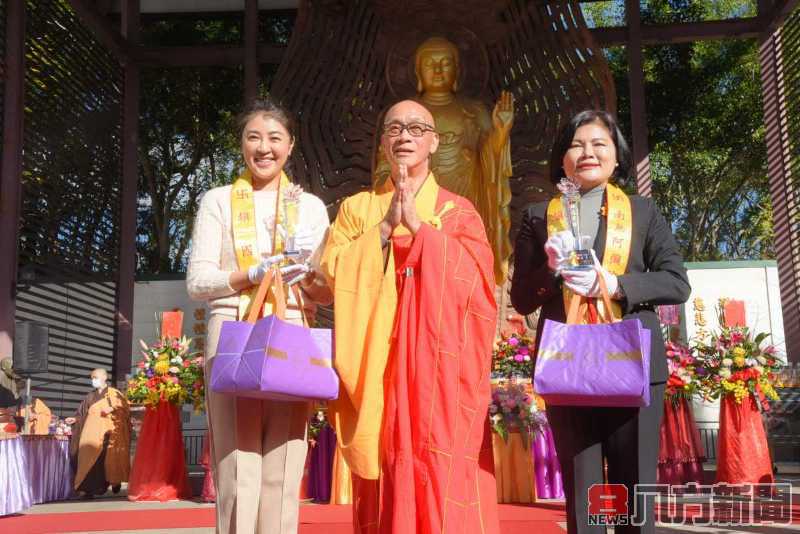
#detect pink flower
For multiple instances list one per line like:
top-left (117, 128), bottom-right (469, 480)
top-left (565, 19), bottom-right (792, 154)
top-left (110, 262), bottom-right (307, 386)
top-left (518, 347), bottom-right (529, 355)
top-left (507, 337), bottom-right (519, 347)
top-left (514, 354), bottom-right (525, 362)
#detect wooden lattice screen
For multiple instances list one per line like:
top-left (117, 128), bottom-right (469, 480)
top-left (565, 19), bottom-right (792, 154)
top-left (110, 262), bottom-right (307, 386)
top-left (778, 8), bottom-right (800, 359)
top-left (14, 0), bottom-right (123, 416)
top-left (271, 0), bottom-right (615, 232)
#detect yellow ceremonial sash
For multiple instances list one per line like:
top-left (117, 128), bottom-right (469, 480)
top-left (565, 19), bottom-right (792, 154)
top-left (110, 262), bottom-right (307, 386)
top-left (546, 183), bottom-right (632, 323)
top-left (231, 169), bottom-right (291, 319)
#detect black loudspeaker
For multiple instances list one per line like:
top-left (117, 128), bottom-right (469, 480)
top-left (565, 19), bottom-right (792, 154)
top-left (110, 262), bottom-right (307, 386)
top-left (13, 321), bottom-right (49, 374)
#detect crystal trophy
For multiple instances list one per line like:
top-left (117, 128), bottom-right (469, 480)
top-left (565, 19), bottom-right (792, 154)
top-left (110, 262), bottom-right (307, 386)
top-left (282, 195), bottom-right (299, 257)
top-left (557, 177), bottom-right (594, 270)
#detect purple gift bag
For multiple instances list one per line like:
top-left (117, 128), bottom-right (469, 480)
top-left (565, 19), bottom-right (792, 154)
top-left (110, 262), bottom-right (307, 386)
top-left (534, 316), bottom-right (651, 407)
top-left (210, 267), bottom-right (339, 402)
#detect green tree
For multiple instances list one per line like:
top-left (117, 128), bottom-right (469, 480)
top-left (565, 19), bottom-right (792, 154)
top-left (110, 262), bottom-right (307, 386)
top-left (585, 0), bottom-right (772, 261)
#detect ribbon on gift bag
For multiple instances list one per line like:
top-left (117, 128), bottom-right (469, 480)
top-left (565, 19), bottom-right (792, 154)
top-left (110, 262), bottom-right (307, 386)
top-left (210, 266), bottom-right (339, 401)
top-left (533, 269), bottom-right (651, 407)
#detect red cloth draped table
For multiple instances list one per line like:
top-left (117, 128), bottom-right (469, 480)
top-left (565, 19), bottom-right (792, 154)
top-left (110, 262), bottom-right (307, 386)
top-left (716, 395), bottom-right (774, 484)
top-left (22, 435), bottom-right (75, 504)
top-left (658, 397), bottom-right (705, 485)
top-left (308, 425), bottom-right (336, 503)
top-left (0, 434), bottom-right (32, 516)
top-left (128, 402), bottom-right (191, 501)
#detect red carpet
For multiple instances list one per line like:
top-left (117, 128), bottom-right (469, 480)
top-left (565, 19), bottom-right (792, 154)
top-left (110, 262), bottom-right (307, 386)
top-left (0, 503), bottom-right (565, 533)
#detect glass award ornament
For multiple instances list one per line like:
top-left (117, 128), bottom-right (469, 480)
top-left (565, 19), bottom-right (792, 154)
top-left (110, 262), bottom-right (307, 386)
top-left (557, 177), bottom-right (594, 270)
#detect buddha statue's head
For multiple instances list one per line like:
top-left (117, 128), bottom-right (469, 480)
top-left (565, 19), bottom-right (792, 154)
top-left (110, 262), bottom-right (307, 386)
top-left (414, 36), bottom-right (460, 94)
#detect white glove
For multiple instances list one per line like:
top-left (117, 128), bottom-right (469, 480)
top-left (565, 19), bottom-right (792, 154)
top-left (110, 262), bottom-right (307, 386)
top-left (292, 226), bottom-right (317, 253)
top-left (544, 231), bottom-right (576, 273)
top-left (247, 254), bottom-right (285, 284)
top-left (279, 263), bottom-right (312, 286)
top-left (561, 250), bottom-right (618, 298)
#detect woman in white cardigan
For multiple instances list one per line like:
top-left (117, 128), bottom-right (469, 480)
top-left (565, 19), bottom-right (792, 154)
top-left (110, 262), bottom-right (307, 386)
top-left (187, 98), bottom-right (332, 534)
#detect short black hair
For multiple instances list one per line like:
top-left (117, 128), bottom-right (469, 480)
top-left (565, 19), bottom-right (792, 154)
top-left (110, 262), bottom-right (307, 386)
top-left (548, 110), bottom-right (631, 185)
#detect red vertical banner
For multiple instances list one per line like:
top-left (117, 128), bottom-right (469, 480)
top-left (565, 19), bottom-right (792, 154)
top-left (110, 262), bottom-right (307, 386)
top-left (160, 310), bottom-right (184, 340)
top-left (722, 300), bottom-right (746, 328)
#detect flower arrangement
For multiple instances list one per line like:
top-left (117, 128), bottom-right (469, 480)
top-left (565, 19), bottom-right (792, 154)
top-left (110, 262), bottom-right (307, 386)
top-left (308, 409), bottom-right (330, 445)
top-left (492, 333), bottom-right (534, 379)
top-left (664, 340), bottom-right (702, 404)
top-left (51, 418), bottom-right (73, 437)
top-left (693, 312), bottom-right (782, 410)
top-left (127, 336), bottom-right (205, 412)
top-left (488, 382), bottom-right (549, 448)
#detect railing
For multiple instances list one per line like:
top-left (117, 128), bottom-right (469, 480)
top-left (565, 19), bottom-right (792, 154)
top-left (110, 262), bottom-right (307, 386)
top-left (182, 431), bottom-right (206, 471)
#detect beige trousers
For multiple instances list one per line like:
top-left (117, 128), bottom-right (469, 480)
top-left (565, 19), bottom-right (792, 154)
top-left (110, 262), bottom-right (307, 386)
top-left (206, 314), bottom-right (309, 534)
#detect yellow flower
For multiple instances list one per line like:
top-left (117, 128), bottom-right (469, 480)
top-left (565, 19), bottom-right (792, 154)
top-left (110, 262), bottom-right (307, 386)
top-left (733, 356), bottom-right (746, 367)
top-left (732, 347), bottom-right (746, 358)
top-left (154, 360), bottom-right (170, 375)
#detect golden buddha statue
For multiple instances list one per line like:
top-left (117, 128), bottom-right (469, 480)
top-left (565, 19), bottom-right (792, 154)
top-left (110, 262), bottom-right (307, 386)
top-left (377, 36), bottom-right (514, 284)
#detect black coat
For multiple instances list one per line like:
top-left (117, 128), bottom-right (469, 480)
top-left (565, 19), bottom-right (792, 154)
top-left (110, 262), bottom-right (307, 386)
top-left (510, 193), bottom-right (691, 383)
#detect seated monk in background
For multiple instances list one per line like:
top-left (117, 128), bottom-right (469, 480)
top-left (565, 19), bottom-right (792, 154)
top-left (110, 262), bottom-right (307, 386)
top-left (67, 368), bottom-right (131, 497)
top-left (321, 100), bottom-right (500, 533)
top-left (23, 398), bottom-right (52, 435)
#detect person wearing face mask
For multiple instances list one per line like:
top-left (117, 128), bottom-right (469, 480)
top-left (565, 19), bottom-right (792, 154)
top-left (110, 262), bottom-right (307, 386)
top-left (187, 98), bottom-right (332, 534)
top-left (66, 368), bottom-right (131, 498)
top-left (510, 110), bottom-right (691, 534)
top-left (321, 100), bottom-right (500, 534)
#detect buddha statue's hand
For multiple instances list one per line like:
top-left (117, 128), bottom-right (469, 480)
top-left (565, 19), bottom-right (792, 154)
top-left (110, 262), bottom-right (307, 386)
top-left (492, 90), bottom-right (515, 142)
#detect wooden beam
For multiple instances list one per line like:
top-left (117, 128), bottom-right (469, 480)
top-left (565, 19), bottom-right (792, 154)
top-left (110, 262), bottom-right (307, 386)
top-left (625, 0), bottom-right (652, 197)
top-left (114, 0), bottom-right (140, 386)
top-left (592, 17), bottom-right (763, 47)
top-left (134, 43), bottom-right (284, 67)
top-left (764, 0), bottom-right (800, 32)
top-left (244, 0), bottom-right (258, 102)
top-left (0, 0), bottom-right (25, 360)
top-left (758, 26), bottom-right (800, 363)
top-left (66, 0), bottom-right (130, 61)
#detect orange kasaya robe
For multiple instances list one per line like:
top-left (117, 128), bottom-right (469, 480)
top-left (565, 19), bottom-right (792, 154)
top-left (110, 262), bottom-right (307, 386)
top-left (321, 174), bottom-right (500, 534)
top-left (22, 398), bottom-right (52, 435)
top-left (70, 387), bottom-right (131, 492)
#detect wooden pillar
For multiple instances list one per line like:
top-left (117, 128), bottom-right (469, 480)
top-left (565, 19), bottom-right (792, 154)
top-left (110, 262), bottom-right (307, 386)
top-left (244, 0), bottom-right (258, 103)
top-left (0, 0), bottom-right (25, 359)
top-left (114, 0), bottom-right (140, 384)
top-left (758, 25), bottom-right (800, 363)
top-left (626, 0), bottom-right (652, 197)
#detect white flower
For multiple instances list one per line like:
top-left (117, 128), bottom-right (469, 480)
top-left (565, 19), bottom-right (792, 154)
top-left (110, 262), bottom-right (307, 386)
top-left (491, 414), bottom-right (502, 424)
top-left (754, 366), bottom-right (764, 375)
top-left (757, 356), bottom-right (767, 365)
top-left (169, 366), bottom-right (180, 374)
top-left (316, 411), bottom-right (325, 422)
top-left (722, 358), bottom-right (733, 367)
top-left (523, 355), bottom-right (531, 362)
top-left (720, 368), bottom-right (732, 379)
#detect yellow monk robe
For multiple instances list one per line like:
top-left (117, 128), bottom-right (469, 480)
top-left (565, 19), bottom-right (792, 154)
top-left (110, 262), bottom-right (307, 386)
top-left (70, 387), bottom-right (131, 493)
top-left (321, 173), bottom-right (450, 478)
top-left (24, 398), bottom-right (52, 435)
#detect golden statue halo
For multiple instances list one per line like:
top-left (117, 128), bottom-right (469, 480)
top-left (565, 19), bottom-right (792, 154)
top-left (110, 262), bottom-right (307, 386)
top-left (385, 28), bottom-right (490, 100)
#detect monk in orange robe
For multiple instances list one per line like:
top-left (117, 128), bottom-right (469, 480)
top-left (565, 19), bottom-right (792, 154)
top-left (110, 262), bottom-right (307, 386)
top-left (321, 100), bottom-right (499, 534)
top-left (67, 368), bottom-right (131, 497)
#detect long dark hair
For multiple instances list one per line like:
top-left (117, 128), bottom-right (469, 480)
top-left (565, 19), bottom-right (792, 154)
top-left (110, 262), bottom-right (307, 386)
top-left (549, 110), bottom-right (631, 185)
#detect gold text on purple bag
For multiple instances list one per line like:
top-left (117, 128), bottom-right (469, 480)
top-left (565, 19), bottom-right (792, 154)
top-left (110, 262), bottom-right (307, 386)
top-left (605, 351), bottom-right (642, 361)
top-left (266, 347), bottom-right (288, 359)
top-left (538, 350), bottom-right (573, 361)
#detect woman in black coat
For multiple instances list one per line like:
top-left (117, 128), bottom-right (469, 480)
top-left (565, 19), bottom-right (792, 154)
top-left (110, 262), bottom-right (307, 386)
top-left (511, 110), bottom-right (691, 534)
